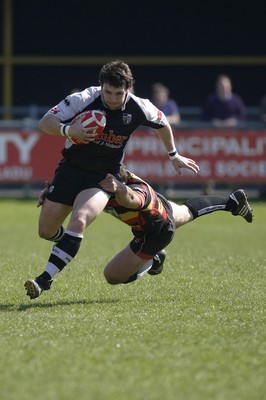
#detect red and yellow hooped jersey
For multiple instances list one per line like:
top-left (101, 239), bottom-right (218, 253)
top-left (105, 172), bottom-right (171, 234)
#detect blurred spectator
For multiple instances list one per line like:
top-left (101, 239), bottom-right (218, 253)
top-left (202, 74), bottom-right (246, 127)
top-left (151, 82), bottom-right (181, 125)
top-left (260, 95), bottom-right (266, 123)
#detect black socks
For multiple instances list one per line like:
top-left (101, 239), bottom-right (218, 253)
top-left (184, 194), bottom-right (235, 219)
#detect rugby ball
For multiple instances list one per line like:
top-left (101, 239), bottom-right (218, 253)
top-left (69, 110), bottom-right (106, 144)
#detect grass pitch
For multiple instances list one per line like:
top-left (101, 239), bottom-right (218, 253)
top-left (0, 198), bottom-right (265, 400)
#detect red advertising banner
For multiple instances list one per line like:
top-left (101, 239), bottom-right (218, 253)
top-left (0, 130), bottom-right (64, 182)
top-left (124, 129), bottom-right (266, 183)
top-left (0, 128), bottom-right (266, 183)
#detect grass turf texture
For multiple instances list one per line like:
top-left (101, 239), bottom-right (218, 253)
top-left (0, 199), bottom-right (265, 400)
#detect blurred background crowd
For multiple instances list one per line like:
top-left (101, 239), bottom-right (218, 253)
top-left (0, 0), bottom-right (266, 198)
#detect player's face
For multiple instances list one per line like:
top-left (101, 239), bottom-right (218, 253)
top-left (102, 83), bottom-right (128, 110)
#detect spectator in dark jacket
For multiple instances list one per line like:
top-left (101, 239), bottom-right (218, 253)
top-left (203, 74), bottom-right (246, 127)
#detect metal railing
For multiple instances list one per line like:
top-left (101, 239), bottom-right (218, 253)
top-left (0, 105), bottom-right (264, 130)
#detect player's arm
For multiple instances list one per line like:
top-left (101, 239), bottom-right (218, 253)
top-left (38, 114), bottom-right (97, 143)
top-left (99, 174), bottom-right (145, 209)
top-left (155, 121), bottom-right (200, 175)
top-left (38, 114), bottom-right (63, 136)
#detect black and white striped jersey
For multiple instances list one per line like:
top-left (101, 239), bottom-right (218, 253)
top-left (45, 86), bottom-right (167, 174)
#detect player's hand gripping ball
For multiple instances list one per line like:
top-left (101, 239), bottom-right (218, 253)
top-left (69, 110), bottom-right (106, 144)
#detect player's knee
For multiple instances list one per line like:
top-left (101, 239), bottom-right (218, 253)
top-left (38, 226), bottom-right (52, 240)
top-left (103, 272), bottom-right (120, 285)
top-left (38, 226), bottom-right (63, 241)
top-left (68, 215), bottom-right (89, 233)
top-left (103, 269), bottom-right (124, 285)
top-left (105, 277), bottom-right (120, 285)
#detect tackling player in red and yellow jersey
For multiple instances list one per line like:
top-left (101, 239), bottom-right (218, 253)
top-left (99, 166), bottom-right (253, 285)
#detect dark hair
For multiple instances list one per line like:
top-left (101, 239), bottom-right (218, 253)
top-left (99, 60), bottom-right (135, 90)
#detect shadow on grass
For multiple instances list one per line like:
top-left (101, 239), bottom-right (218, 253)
top-left (0, 298), bottom-right (120, 312)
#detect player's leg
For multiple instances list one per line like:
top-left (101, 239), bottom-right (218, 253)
top-left (104, 245), bottom-right (167, 284)
top-left (103, 244), bottom-right (149, 284)
top-left (43, 187), bottom-right (110, 279)
top-left (169, 202), bottom-right (193, 228)
top-left (67, 187), bottom-right (110, 233)
top-left (25, 188), bottom-right (110, 299)
top-left (38, 198), bottom-right (72, 241)
top-left (104, 224), bottom-right (174, 285)
top-left (184, 190), bottom-right (253, 223)
top-left (169, 189), bottom-right (253, 229)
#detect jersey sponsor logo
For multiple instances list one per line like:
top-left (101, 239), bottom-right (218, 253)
top-left (96, 130), bottom-right (128, 145)
top-left (123, 113), bottom-right (132, 124)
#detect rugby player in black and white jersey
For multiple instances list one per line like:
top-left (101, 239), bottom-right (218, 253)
top-left (25, 164), bottom-right (253, 298)
top-left (24, 60), bottom-right (201, 299)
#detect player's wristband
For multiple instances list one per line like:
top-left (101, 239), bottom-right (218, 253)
top-left (168, 148), bottom-right (179, 160)
top-left (60, 124), bottom-right (70, 137)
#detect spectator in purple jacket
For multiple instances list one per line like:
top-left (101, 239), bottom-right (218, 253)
top-left (151, 82), bottom-right (181, 126)
top-left (203, 74), bottom-right (246, 127)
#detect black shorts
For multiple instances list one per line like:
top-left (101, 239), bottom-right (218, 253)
top-left (46, 162), bottom-right (107, 206)
top-left (130, 206), bottom-right (176, 260)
